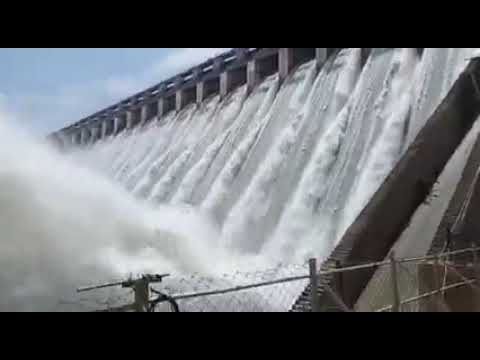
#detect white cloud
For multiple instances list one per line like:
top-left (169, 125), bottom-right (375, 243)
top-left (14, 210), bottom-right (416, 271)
top-left (151, 48), bottom-right (232, 79)
top-left (3, 48), bottom-right (232, 135)
top-left (103, 48), bottom-right (232, 100)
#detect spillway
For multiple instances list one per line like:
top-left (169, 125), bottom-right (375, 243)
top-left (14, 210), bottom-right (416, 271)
top-left (59, 48), bottom-right (479, 311)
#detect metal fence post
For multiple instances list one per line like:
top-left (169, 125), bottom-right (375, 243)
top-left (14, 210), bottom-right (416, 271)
top-left (472, 243), bottom-right (480, 284)
top-left (432, 255), bottom-right (447, 311)
top-left (133, 278), bottom-right (149, 312)
top-left (309, 258), bottom-right (320, 312)
top-left (389, 252), bottom-right (400, 312)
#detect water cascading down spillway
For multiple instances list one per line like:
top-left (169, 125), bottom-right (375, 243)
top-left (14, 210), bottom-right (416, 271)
top-left (55, 48), bottom-right (480, 311)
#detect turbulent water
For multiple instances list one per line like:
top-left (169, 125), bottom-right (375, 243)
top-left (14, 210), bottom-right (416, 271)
top-left (0, 48), bottom-right (477, 311)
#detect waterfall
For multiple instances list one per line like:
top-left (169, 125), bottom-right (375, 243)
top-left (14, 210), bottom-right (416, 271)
top-left (1, 48), bottom-right (477, 311)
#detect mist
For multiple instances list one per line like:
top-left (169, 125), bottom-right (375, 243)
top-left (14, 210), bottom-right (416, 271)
top-left (0, 115), bottom-right (248, 311)
top-left (2, 48), bottom-right (475, 312)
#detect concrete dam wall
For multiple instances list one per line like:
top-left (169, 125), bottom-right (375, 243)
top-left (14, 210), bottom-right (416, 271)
top-left (49, 48), bottom-right (424, 148)
top-left (47, 48), bottom-right (480, 311)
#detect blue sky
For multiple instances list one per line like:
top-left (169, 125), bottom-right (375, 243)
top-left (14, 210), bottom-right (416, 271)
top-left (0, 48), bottom-right (229, 135)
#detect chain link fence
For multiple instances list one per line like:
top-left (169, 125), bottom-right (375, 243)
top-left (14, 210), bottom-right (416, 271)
top-left (355, 247), bottom-right (480, 312)
top-left (159, 264), bottom-right (309, 312)
top-left (64, 247), bottom-right (480, 312)
top-left (66, 263), bottom-right (310, 312)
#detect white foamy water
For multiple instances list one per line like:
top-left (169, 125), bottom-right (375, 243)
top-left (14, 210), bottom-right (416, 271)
top-left (0, 119), bottom-right (269, 311)
top-left (3, 48), bottom-right (478, 311)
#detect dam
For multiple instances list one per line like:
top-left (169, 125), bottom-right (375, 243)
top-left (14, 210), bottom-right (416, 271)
top-left (49, 48), bottom-right (418, 147)
top-left (46, 48), bottom-right (480, 311)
